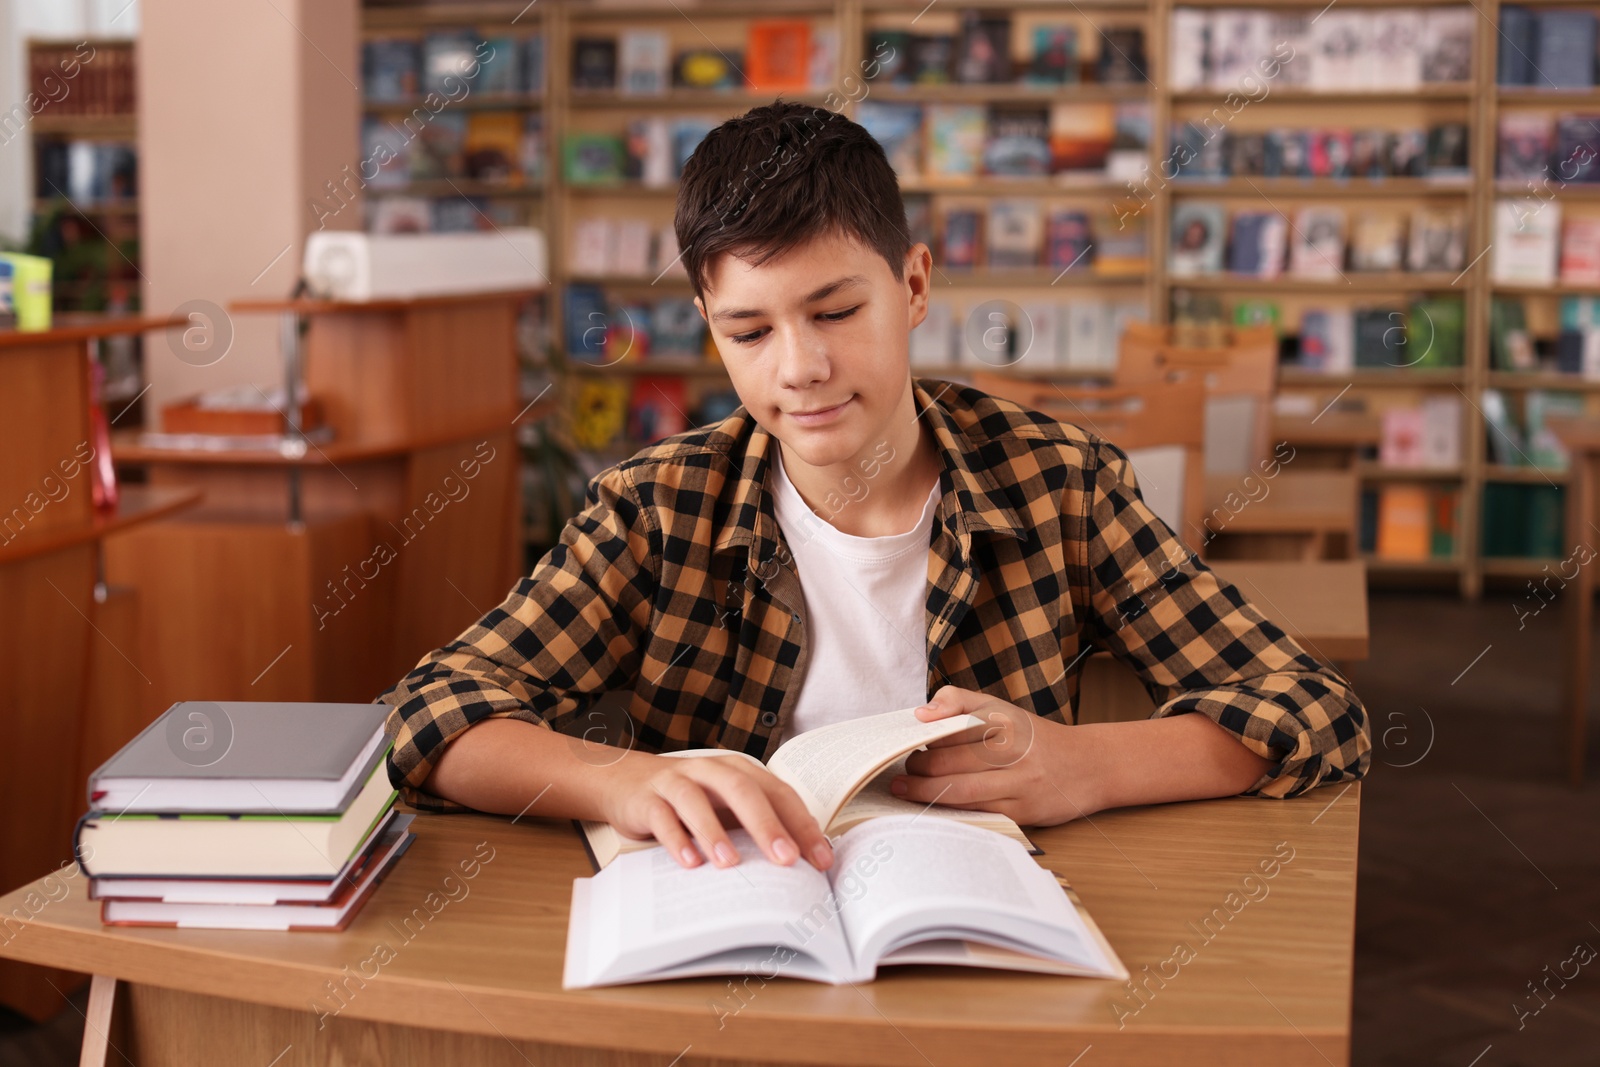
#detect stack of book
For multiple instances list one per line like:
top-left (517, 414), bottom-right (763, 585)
top-left (77, 702), bottom-right (411, 931)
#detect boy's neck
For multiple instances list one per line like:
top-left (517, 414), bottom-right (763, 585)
top-left (775, 378), bottom-right (944, 539)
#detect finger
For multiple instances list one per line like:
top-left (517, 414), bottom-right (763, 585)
top-left (903, 738), bottom-right (1002, 777)
top-left (915, 685), bottom-right (989, 720)
top-left (644, 796), bottom-right (703, 869)
top-left (657, 775), bottom-right (742, 868)
top-left (758, 775), bottom-right (833, 871)
top-left (696, 761), bottom-right (802, 867)
top-left (891, 769), bottom-right (1011, 808)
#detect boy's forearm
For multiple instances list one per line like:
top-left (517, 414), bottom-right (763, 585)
top-left (420, 718), bottom-right (628, 824)
top-left (1078, 713), bottom-right (1276, 813)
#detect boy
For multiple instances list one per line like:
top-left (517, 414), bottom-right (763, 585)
top-left (380, 102), bottom-right (1370, 875)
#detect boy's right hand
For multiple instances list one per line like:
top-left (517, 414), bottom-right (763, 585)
top-left (601, 752), bottom-right (834, 872)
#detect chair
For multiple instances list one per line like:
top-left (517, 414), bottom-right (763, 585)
top-left (972, 370), bottom-right (1209, 552)
top-left (1114, 323), bottom-right (1359, 560)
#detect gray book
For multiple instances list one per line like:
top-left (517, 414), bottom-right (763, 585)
top-left (88, 701), bottom-right (391, 815)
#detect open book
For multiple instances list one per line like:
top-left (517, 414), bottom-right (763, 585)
top-left (563, 813), bottom-right (1127, 988)
top-left (575, 707), bottom-right (1039, 870)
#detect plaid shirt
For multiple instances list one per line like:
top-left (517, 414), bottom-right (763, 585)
top-left (380, 379), bottom-right (1370, 812)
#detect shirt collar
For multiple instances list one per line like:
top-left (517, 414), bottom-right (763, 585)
top-left (712, 378), bottom-right (1027, 564)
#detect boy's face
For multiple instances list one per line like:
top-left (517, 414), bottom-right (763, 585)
top-left (695, 231), bottom-right (932, 474)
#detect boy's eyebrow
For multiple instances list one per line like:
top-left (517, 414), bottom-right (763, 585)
top-left (709, 275), bottom-right (868, 323)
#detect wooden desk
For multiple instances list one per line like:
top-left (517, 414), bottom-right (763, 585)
top-left (1550, 418), bottom-right (1599, 784)
top-left (0, 787), bottom-right (1362, 1067)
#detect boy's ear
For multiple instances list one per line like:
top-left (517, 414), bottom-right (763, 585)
top-left (904, 242), bottom-right (932, 331)
top-left (694, 297), bottom-right (707, 323)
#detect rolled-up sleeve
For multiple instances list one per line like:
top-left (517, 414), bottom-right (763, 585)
top-left (378, 466), bottom-right (658, 811)
top-left (1080, 439), bottom-right (1371, 798)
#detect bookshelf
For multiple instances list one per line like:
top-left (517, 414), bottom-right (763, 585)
top-left (354, 0), bottom-right (1600, 596)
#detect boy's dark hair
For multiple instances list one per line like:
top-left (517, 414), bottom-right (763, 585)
top-left (674, 100), bottom-right (911, 299)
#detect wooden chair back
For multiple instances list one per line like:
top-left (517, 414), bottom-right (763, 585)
top-left (972, 371), bottom-right (1209, 552)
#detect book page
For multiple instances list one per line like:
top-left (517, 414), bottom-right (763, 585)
top-left (826, 815), bottom-right (1116, 977)
top-left (829, 756), bottom-right (1035, 848)
top-left (569, 829), bottom-right (857, 987)
top-left (765, 707), bottom-right (986, 828)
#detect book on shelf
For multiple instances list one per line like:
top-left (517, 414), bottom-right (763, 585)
top-left (909, 298), bottom-right (955, 367)
top-left (1372, 10), bottom-right (1424, 90)
top-left (1535, 11), bottom-right (1596, 90)
top-left (1375, 484), bottom-right (1431, 561)
top-left (569, 378), bottom-right (630, 451)
top-left (1045, 208), bottom-right (1093, 273)
top-left (1492, 199), bottom-right (1561, 286)
top-left (1526, 390), bottom-right (1585, 469)
top-left (1389, 129), bottom-right (1428, 178)
top-left (857, 102), bottom-right (922, 179)
top-left (1407, 208), bottom-right (1466, 274)
top-left (1021, 301), bottom-right (1061, 366)
top-left (627, 376), bottom-right (691, 444)
top-left (1309, 11), bottom-right (1365, 92)
top-left (1094, 206), bottom-right (1148, 277)
top-left (1420, 8), bottom-right (1474, 84)
top-left (986, 199), bottom-right (1043, 269)
top-left (748, 20), bottom-right (812, 91)
top-left (1300, 314), bottom-right (1363, 374)
top-left (1379, 407), bottom-right (1427, 468)
top-left (363, 39), bottom-right (420, 101)
top-left (1349, 129), bottom-right (1386, 179)
top-left (1483, 484), bottom-right (1566, 558)
top-left (1559, 217), bottom-right (1600, 285)
top-left (463, 112), bottom-right (523, 184)
top-left (650, 298), bottom-right (707, 358)
top-left (421, 30), bottom-right (479, 95)
top-left (940, 208), bottom-right (983, 269)
top-left (1308, 129), bottom-right (1353, 180)
top-left (671, 117), bottom-right (717, 177)
top-left (478, 35), bottom-right (522, 96)
top-left (1497, 113), bottom-right (1552, 183)
top-left (1170, 121), bottom-right (1226, 180)
top-left (1425, 123), bottom-right (1470, 180)
top-left (409, 111), bottom-right (466, 181)
top-left (1554, 115), bottom-right (1600, 184)
top-left (623, 117), bottom-right (673, 187)
top-left (1028, 25), bottom-right (1077, 85)
top-left (618, 30), bottom-right (670, 95)
top-left (563, 813), bottom-right (1126, 989)
top-left (1349, 213), bottom-right (1405, 273)
top-left (367, 196), bottom-right (430, 234)
top-left (523, 34), bottom-right (546, 95)
top-left (1430, 488), bottom-right (1459, 559)
top-left (571, 37), bottom-right (618, 91)
top-left (1048, 103), bottom-right (1114, 175)
top-left (1353, 308), bottom-right (1406, 369)
top-left (1209, 9), bottom-right (1275, 89)
top-left (1226, 212), bottom-right (1286, 279)
top-left (904, 194), bottom-right (935, 251)
top-left (674, 48), bottom-right (743, 90)
top-left (1234, 299), bottom-right (1280, 333)
top-left (1490, 297), bottom-right (1537, 372)
top-left (576, 708), bottom-right (1038, 873)
top-left (1167, 8), bottom-right (1208, 92)
top-left (1407, 296), bottom-right (1465, 368)
top-left (612, 220), bottom-right (654, 277)
top-left (1225, 132), bottom-right (1267, 179)
top-left (521, 113), bottom-right (545, 184)
top-left (563, 132), bottom-right (626, 184)
top-left (1108, 102), bottom-right (1151, 182)
top-left (809, 27), bottom-right (839, 88)
top-left (1558, 296), bottom-right (1600, 378)
top-left (1289, 207), bottom-right (1345, 279)
top-left (925, 104), bottom-right (986, 181)
top-left (360, 119), bottom-right (411, 190)
top-left (984, 106), bottom-right (1050, 177)
top-left (570, 218), bottom-right (614, 277)
top-left (1097, 27), bottom-right (1147, 84)
top-left (1169, 202), bottom-right (1225, 278)
top-left (1497, 6), bottom-right (1538, 87)
top-left (865, 30), bottom-right (912, 84)
top-left (909, 34), bottom-right (957, 85)
top-left (564, 284), bottom-right (610, 362)
top-left (955, 10), bottom-right (1012, 84)
top-left (1480, 388), bottom-right (1526, 466)
top-left (1381, 397), bottom-right (1462, 468)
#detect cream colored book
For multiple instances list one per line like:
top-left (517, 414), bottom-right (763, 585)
top-left (576, 707), bottom-right (1040, 871)
top-left (562, 814), bottom-right (1126, 989)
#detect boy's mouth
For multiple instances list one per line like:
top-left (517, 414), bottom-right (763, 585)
top-left (787, 398), bottom-right (853, 426)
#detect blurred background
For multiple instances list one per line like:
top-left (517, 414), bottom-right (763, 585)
top-left (0, 1), bottom-right (1596, 1063)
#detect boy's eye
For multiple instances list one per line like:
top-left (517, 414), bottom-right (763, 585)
top-left (727, 307), bottom-right (860, 345)
top-left (820, 306), bottom-right (860, 323)
top-left (730, 327), bottom-right (767, 345)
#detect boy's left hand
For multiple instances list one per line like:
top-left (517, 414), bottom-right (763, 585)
top-left (891, 686), bottom-right (1103, 827)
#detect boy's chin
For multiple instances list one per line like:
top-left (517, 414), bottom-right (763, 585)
top-left (771, 430), bottom-right (873, 472)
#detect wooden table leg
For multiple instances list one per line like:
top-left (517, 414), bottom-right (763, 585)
top-left (77, 975), bottom-right (123, 1067)
top-left (1564, 457), bottom-right (1596, 787)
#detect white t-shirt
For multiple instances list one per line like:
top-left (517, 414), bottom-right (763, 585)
top-left (769, 447), bottom-right (943, 741)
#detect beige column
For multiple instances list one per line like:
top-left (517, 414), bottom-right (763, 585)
top-left (138, 0), bottom-right (360, 416)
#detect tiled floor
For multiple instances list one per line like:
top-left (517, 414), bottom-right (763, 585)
top-left (2, 591), bottom-right (1596, 1065)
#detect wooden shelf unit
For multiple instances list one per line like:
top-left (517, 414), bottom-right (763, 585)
top-left (356, 0), bottom-right (1600, 595)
